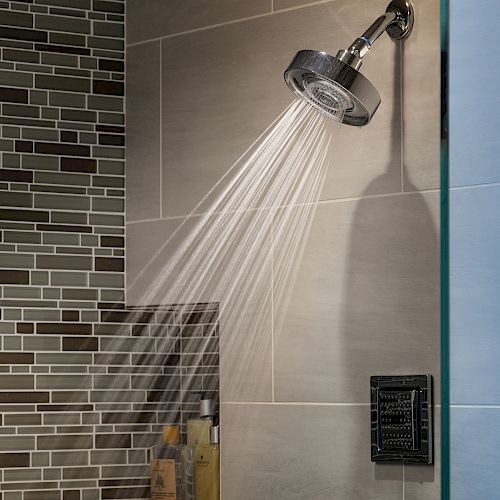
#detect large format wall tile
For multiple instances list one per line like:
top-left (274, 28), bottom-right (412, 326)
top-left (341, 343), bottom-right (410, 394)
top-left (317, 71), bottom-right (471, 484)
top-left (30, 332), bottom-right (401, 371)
top-left (402, 0), bottom-right (440, 191)
top-left (221, 403), bottom-right (403, 499)
top-left (450, 407), bottom-right (500, 500)
top-left (126, 0), bottom-right (272, 44)
top-left (274, 192), bottom-right (440, 403)
top-left (126, 41), bottom-right (162, 221)
top-left (161, 0), bottom-right (401, 218)
top-left (450, 185), bottom-right (500, 404)
top-left (274, 0), bottom-right (317, 10)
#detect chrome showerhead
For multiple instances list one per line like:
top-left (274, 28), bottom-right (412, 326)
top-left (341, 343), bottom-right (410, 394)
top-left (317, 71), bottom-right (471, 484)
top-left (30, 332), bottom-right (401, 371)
top-left (284, 0), bottom-right (414, 126)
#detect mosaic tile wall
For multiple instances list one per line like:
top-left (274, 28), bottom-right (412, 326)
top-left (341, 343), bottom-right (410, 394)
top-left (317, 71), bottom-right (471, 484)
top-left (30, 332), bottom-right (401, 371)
top-left (0, 1), bottom-right (220, 499)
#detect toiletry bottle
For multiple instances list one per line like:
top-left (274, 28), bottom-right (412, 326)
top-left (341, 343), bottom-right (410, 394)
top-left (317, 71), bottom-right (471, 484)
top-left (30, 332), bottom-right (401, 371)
top-left (187, 398), bottom-right (215, 451)
top-left (194, 425), bottom-right (220, 500)
top-left (151, 425), bottom-right (194, 500)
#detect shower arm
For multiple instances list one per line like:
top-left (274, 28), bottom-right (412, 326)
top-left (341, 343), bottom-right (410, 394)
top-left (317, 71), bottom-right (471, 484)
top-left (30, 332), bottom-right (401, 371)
top-left (336, 0), bottom-right (414, 70)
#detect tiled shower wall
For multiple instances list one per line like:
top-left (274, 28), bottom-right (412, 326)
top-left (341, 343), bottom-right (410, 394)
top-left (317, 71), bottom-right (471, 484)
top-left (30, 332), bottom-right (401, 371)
top-left (126, 0), bottom-right (440, 499)
top-left (0, 2), bottom-right (220, 499)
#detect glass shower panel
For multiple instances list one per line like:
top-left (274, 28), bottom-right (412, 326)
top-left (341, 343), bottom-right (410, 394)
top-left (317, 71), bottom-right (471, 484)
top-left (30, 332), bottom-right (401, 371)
top-left (446, 0), bottom-right (500, 498)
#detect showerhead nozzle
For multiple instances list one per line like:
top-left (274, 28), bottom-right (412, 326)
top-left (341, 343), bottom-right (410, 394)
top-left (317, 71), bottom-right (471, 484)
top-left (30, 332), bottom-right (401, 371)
top-left (284, 50), bottom-right (381, 126)
top-left (284, 0), bottom-right (414, 126)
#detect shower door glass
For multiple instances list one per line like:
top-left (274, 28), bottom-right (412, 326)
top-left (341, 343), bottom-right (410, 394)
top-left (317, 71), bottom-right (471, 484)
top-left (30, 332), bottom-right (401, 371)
top-left (445, 0), bottom-right (500, 498)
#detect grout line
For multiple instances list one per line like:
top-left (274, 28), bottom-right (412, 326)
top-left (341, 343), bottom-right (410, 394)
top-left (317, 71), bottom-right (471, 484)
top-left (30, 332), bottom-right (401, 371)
top-left (159, 40), bottom-right (163, 220)
top-left (125, 188), bottom-right (441, 225)
top-left (270, 216), bottom-right (275, 403)
top-left (271, 0), bottom-right (274, 13)
top-left (123, 0), bottom-right (128, 307)
top-left (402, 463), bottom-right (405, 500)
top-left (221, 401), bottom-right (371, 406)
top-left (400, 41), bottom-right (405, 193)
top-left (126, 0), bottom-right (336, 47)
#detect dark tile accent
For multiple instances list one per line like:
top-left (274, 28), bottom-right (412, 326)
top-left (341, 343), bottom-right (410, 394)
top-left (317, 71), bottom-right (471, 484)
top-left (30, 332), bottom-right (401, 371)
top-left (62, 310), bottom-right (79, 321)
top-left (63, 491), bottom-right (80, 500)
top-left (60, 131), bottom-right (78, 143)
top-left (0, 168), bottom-right (32, 182)
top-left (0, 391), bottom-right (49, 403)
top-left (35, 142), bottom-right (90, 157)
top-left (37, 404), bottom-right (93, 412)
top-left (102, 487), bottom-right (150, 499)
top-left (15, 140), bottom-right (33, 152)
top-left (95, 257), bottom-right (124, 272)
top-left (63, 337), bottom-right (98, 352)
top-left (0, 86), bottom-right (29, 103)
top-left (0, 353), bottom-right (34, 364)
top-left (0, 26), bottom-right (47, 42)
top-left (49, 32), bottom-right (86, 46)
top-left (34, 43), bottom-right (90, 56)
top-left (0, 270), bottom-right (29, 284)
top-left (98, 59), bottom-right (124, 72)
top-left (36, 323), bottom-right (92, 335)
top-left (61, 109), bottom-right (96, 123)
top-left (35, 74), bottom-right (90, 93)
top-left (0, 11), bottom-right (33, 27)
top-left (93, 0), bottom-right (124, 13)
top-left (0, 208), bottom-right (48, 222)
top-left (95, 434), bottom-right (131, 449)
top-left (97, 302), bottom-right (125, 310)
top-left (98, 134), bottom-right (124, 146)
top-left (36, 223), bottom-right (92, 233)
top-left (17, 322), bottom-right (35, 333)
top-left (0, 452), bottom-right (30, 468)
top-left (96, 125), bottom-right (125, 134)
top-left (93, 80), bottom-right (124, 96)
top-left (100, 479), bottom-right (149, 488)
top-left (100, 236), bottom-right (124, 248)
top-left (60, 157), bottom-right (96, 173)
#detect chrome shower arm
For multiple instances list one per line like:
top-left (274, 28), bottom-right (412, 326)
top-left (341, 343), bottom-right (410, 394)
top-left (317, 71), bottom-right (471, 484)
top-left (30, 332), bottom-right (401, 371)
top-left (336, 0), bottom-right (414, 70)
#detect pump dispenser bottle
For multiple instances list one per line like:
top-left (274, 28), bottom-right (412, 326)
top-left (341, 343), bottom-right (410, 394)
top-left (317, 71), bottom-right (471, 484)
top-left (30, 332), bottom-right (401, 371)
top-left (194, 425), bottom-right (220, 500)
top-left (187, 398), bottom-right (215, 450)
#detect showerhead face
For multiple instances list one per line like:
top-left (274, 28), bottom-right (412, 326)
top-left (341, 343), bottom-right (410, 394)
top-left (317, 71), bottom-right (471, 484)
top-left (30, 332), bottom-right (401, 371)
top-left (284, 50), bottom-right (381, 126)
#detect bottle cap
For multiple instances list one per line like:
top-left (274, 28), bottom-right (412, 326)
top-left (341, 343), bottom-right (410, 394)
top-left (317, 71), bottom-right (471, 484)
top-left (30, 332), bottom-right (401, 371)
top-left (199, 398), bottom-right (215, 419)
top-left (162, 425), bottom-right (180, 445)
top-left (210, 425), bottom-right (220, 444)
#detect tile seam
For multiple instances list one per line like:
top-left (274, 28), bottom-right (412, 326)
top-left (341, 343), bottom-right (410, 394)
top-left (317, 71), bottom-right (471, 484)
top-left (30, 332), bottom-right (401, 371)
top-left (125, 188), bottom-right (441, 225)
top-left (126, 0), bottom-right (337, 47)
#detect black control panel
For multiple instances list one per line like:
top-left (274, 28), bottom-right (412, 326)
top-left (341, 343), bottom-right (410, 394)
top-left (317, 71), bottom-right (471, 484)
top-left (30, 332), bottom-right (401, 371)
top-left (371, 375), bottom-right (433, 464)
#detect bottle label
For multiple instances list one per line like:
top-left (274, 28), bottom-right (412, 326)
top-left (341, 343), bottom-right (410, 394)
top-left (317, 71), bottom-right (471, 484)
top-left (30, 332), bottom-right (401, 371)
top-left (151, 458), bottom-right (177, 499)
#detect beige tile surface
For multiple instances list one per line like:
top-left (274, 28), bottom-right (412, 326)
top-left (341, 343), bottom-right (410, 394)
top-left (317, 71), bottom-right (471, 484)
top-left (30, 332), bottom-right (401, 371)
top-left (402, 0), bottom-right (440, 191)
top-left (126, 41), bottom-right (162, 222)
top-left (126, 0), bottom-right (272, 44)
top-left (274, 192), bottom-right (440, 403)
top-left (274, 0), bottom-right (318, 10)
top-left (126, 212), bottom-right (274, 402)
top-left (161, 0), bottom-right (401, 218)
top-left (221, 403), bottom-right (403, 499)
